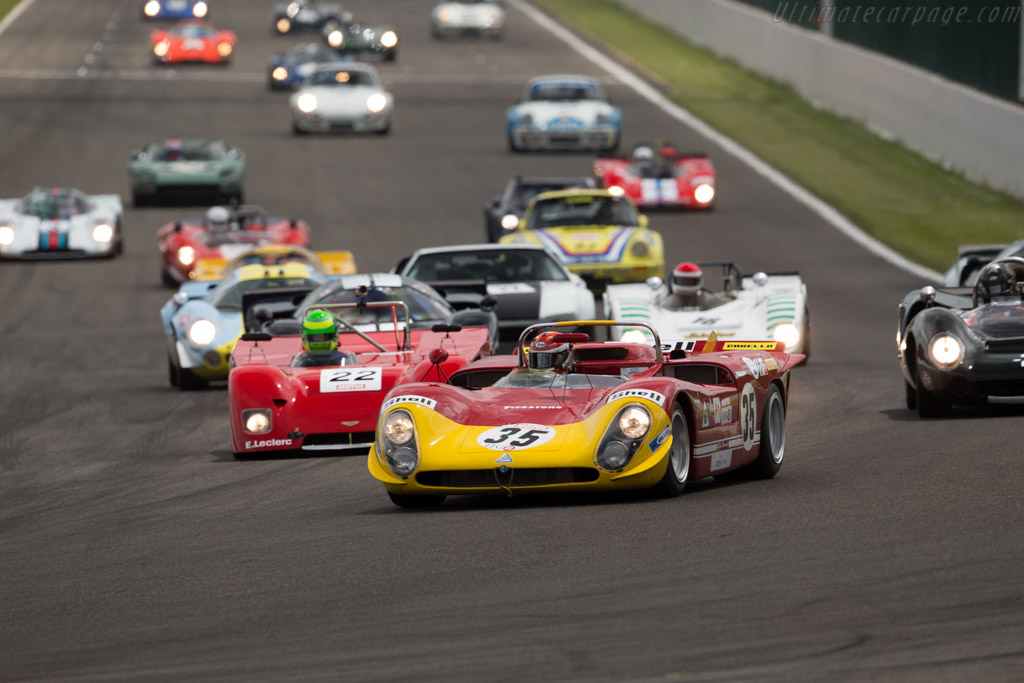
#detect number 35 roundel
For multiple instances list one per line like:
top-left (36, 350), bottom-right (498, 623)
top-left (477, 424), bottom-right (556, 451)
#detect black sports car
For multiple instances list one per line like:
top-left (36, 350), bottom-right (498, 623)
top-left (273, 1), bottom-right (347, 35)
top-left (483, 176), bottom-right (596, 242)
top-left (898, 257), bottom-right (1024, 417)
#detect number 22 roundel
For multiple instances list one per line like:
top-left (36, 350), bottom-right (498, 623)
top-left (319, 367), bottom-right (382, 393)
top-left (476, 424), bottom-right (556, 451)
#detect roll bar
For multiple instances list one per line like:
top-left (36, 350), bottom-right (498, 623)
top-left (515, 320), bottom-right (662, 368)
top-left (302, 300), bottom-right (412, 353)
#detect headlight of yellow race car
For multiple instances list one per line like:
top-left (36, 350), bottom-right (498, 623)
top-left (596, 403), bottom-right (651, 471)
top-left (380, 410), bottom-right (418, 476)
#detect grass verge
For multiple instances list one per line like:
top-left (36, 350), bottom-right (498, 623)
top-left (535, 0), bottom-right (1024, 272)
top-left (0, 0), bottom-right (22, 24)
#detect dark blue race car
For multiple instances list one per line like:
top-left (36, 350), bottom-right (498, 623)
top-left (268, 43), bottom-right (350, 91)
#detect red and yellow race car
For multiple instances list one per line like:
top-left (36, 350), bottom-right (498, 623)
top-left (151, 19), bottom-right (235, 65)
top-left (157, 205), bottom-right (314, 286)
top-left (593, 141), bottom-right (716, 210)
top-left (369, 321), bottom-right (802, 507)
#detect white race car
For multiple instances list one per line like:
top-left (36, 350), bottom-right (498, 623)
top-left (290, 63), bottom-right (393, 135)
top-left (506, 75), bottom-right (621, 153)
top-left (431, 1), bottom-right (506, 40)
top-left (604, 261), bottom-right (810, 358)
top-left (0, 187), bottom-right (123, 259)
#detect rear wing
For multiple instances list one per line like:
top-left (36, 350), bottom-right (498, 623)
top-left (193, 249), bottom-right (358, 282)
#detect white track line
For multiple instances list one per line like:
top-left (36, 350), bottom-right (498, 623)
top-left (0, 0), bottom-right (38, 37)
top-left (510, 0), bottom-right (942, 282)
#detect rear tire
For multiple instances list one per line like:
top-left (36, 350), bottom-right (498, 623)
top-left (387, 491), bottom-right (446, 508)
top-left (654, 407), bottom-right (690, 497)
top-left (747, 384), bottom-right (786, 479)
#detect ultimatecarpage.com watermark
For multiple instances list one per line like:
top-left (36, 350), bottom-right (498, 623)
top-left (773, 3), bottom-right (1021, 25)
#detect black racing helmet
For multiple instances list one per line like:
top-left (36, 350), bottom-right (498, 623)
top-left (973, 261), bottom-right (1019, 306)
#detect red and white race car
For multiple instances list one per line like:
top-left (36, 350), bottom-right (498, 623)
top-left (157, 205), bottom-right (311, 286)
top-left (151, 19), bottom-right (235, 64)
top-left (228, 300), bottom-right (493, 459)
top-left (593, 142), bottom-right (716, 210)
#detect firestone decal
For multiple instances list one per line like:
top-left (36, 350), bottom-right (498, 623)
top-left (607, 389), bottom-right (666, 405)
top-left (383, 395), bottom-right (437, 410)
top-left (245, 438), bottom-right (293, 449)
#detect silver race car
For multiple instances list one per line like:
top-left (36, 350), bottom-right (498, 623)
top-left (506, 75), bottom-right (622, 152)
top-left (0, 188), bottom-right (123, 259)
top-left (395, 244), bottom-right (596, 335)
top-left (431, 1), bottom-right (506, 40)
top-left (290, 63), bottom-right (393, 134)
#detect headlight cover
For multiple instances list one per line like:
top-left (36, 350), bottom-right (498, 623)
top-left (595, 403), bottom-right (651, 471)
top-left (772, 323), bottom-right (800, 349)
top-left (92, 223), bottom-right (114, 243)
top-left (631, 241), bottom-right (649, 258)
top-left (272, 66), bottom-right (288, 81)
top-left (296, 93), bottom-right (318, 114)
top-left (242, 409), bottom-right (271, 434)
top-left (177, 245), bottom-right (196, 265)
top-left (327, 30), bottom-right (344, 47)
top-left (500, 213), bottom-right (519, 231)
top-left (620, 329), bottom-right (652, 344)
top-left (366, 92), bottom-right (388, 113)
top-left (929, 333), bottom-right (964, 369)
top-left (188, 319), bottom-right (217, 346)
top-left (380, 410), bottom-right (418, 477)
top-left (694, 183), bottom-right (716, 204)
top-left (217, 42), bottom-right (233, 57)
top-left (154, 41), bottom-right (170, 57)
top-left (144, 1), bottom-right (160, 17)
top-left (379, 30), bottom-right (398, 48)
top-left (193, 1), bottom-right (208, 18)
top-left (0, 226), bottom-right (14, 246)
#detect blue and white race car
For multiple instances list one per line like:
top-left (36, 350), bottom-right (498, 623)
top-left (268, 42), bottom-right (349, 90)
top-left (506, 75), bottom-right (622, 153)
top-left (141, 0), bottom-right (209, 20)
top-left (161, 261), bottom-right (330, 389)
top-left (0, 187), bottom-right (123, 259)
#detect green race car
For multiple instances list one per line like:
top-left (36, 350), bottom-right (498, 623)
top-left (322, 18), bottom-right (397, 61)
top-left (128, 138), bottom-right (246, 206)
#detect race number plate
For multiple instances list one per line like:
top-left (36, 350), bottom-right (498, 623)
top-left (476, 424), bottom-right (555, 451)
top-left (320, 367), bottom-right (382, 393)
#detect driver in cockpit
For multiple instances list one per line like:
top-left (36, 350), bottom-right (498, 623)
top-left (291, 309), bottom-right (356, 368)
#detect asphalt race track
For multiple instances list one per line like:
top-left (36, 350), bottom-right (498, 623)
top-left (1, 1), bottom-right (1023, 680)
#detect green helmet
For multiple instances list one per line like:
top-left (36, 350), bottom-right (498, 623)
top-left (301, 309), bottom-right (338, 354)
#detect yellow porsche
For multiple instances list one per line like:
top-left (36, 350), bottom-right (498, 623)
top-left (498, 188), bottom-right (663, 285)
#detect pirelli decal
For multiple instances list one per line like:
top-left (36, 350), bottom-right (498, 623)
top-left (382, 395), bottom-right (437, 411)
top-left (607, 389), bottom-right (666, 405)
top-left (722, 342), bottom-right (780, 350)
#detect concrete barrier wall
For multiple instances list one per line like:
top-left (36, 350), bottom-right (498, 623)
top-left (618, 0), bottom-right (1024, 200)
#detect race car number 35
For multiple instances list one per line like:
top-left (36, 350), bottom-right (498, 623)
top-left (319, 367), bottom-right (382, 392)
top-left (477, 423), bottom-right (556, 451)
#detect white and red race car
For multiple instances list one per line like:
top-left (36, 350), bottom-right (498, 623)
top-left (593, 141), bottom-right (716, 210)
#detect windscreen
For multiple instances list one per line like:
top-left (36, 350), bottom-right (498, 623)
top-left (493, 368), bottom-right (627, 389)
top-left (309, 286), bottom-right (451, 324)
top-left (527, 195), bottom-right (638, 229)
top-left (308, 69), bottom-right (377, 87)
top-left (526, 81), bottom-right (603, 102)
top-left (171, 24), bottom-right (217, 38)
top-left (18, 191), bottom-right (89, 219)
top-left (210, 277), bottom-right (318, 311)
top-left (407, 250), bottom-right (568, 283)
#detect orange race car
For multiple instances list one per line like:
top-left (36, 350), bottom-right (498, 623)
top-left (151, 19), bottom-right (236, 65)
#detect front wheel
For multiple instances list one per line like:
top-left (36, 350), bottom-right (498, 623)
top-left (177, 366), bottom-right (208, 391)
top-left (905, 380), bottom-right (917, 410)
top-left (654, 407), bottom-right (690, 497)
top-left (747, 383), bottom-right (786, 479)
top-left (916, 385), bottom-right (951, 418)
top-left (387, 491), bottom-right (446, 508)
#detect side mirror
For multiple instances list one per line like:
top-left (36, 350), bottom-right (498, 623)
top-left (172, 291), bottom-right (189, 306)
top-left (646, 276), bottom-right (663, 291)
top-left (637, 215), bottom-right (649, 228)
top-left (428, 348), bottom-right (450, 365)
top-left (919, 285), bottom-right (937, 305)
top-left (752, 272), bottom-right (769, 287)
